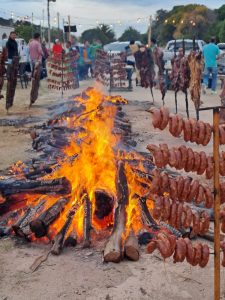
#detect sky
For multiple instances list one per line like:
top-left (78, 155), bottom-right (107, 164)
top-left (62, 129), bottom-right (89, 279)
top-left (0, 0), bottom-right (224, 37)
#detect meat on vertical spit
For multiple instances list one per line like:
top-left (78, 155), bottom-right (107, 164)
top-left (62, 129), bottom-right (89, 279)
top-left (188, 51), bottom-right (204, 119)
top-left (0, 48), bottom-right (7, 99)
top-left (152, 46), bottom-right (167, 103)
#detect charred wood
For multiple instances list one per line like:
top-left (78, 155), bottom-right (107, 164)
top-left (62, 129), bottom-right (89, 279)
top-left (30, 198), bottom-right (69, 238)
top-left (124, 231), bottom-right (140, 261)
top-left (104, 161), bottom-right (129, 263)
top-left (0, 177), bottom-right (71, 197)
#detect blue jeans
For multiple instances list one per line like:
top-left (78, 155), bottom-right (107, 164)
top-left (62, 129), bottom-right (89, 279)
top-left (203, 66), bottom-right (218, 91)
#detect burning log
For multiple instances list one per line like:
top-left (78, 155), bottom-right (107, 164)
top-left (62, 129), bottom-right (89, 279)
top-left (64, 231), bottom-right (77, 247)
top-left (51, 210), bottom-right (74, 255)
top-left (124, 230), bottom-right (140, 261)
top-left (83, 194), bottom-right (92, 248)
top-left (30, 198), bottom-right (69, 238)
top-left (94, 189), bottom-right (114, 220)
top-left (138, 196), bottom-right (158, 230)
top-left (12, 200), bottom-right (46, 238)
top-left (104, 161), bottom-right (129, 263)
top-left (0, 177), bottom-right (71, 197)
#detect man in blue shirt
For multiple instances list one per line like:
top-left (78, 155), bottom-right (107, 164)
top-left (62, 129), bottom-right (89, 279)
top-left (202, 37), bottom-right (220, 94)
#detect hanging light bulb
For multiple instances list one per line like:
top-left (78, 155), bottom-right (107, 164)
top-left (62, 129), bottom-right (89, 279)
top-left (172, 19), bottom-right (175, 24)
top-left (181, 20), bottom-right (184, 24)
top-left (165, 19), bottom-right (168, 24)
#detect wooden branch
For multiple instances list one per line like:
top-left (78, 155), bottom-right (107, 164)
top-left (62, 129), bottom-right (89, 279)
top-left (0, 177), bottom-right (71, 197)
top-left (12, 200), bottom-right (45, 238)
top-left (83, 194), bottom-right (92, 248)
top-left (30, 198), bottom-right (69, 238)
top-left (51, 198), bottom-right (84, 254)
top-left (124, 231), bottom-right (140, 261)
top-left (104, 161), bottom-right (128, 263)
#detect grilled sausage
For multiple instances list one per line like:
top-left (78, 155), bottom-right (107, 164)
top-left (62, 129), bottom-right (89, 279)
top-left (193, 151), bottom-right (201, 172)
top-left (187, 180), bottom-right (200, 202)
top-left (173, 238), bottom-right (187, 263)
top-left (199, 244), bottom-right (210, 268)
top-left (147, 240), bottom-right (157, 254)
top-left (195, 185), bottom-right (205, 205)
top-left (151, 108), bottom-right (162, 129)
top-left (204, 186), bottom-right (213, 209)
top-left (160, 107), bottom-right (170, 130)
top-left (202, 123), bottom-right (212, 146)
top-left (206, 156), bottom-right (213, 180)
top-left (198, 151), bottom-right (207, 175)
top-left (183, 119), bottom-right (192, 142)
top-left (199, 211), bottom-right (210, 235)
top-left (185, 148), bottom-right (194, 172)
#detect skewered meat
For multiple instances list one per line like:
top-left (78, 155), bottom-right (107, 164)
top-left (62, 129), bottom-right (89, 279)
top-left (187, 180), bottom-right (200, 202)
top-left (204, 186), bottom-right (213, 209)
top-left (199, 211), bottom-right (210, 235)
top-left (198, 151), bottom-right (207, 175)
top-left (0, 48), bottom-right (7, 99)
top-left (146, 240), bottom-right (157, 254)
top-left (188, 51), bottom-right (204, 111)
top-left (219, 126), bottom-right (225, 145)
top-left (160, 107), bottom-right (170, 130)
top-left (173, 238), bottom-right (187, 263)
top-left (152, 47), bottom-right (167, 101)
top-left (153, 195), bottom-right (163, 219)
top-left (159, 144), bottom-right (169, 165)
top-left (203, 123), bottom-right (212, 146)
top-left (183, 119), bottom-right (192, 142)
top-left (199, 244), bottom-right (210, 268)
top-left (169, 115), bottom-right (179, 137)
top-left (206, 156), bottom-right (214, 180)
top-left (221, 242), bottom-right (225, 267)
top-left (150, 108), bottom-right (162, 128)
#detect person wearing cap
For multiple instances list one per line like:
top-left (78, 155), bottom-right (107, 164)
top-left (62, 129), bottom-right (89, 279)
top-left (52, 39), bottom-right (63, 58)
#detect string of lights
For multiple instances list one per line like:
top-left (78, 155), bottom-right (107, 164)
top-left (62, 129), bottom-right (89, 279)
top-left (0, 7), bottom-right (149, 29)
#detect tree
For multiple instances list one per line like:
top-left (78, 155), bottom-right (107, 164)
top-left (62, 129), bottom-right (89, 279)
top-left (81, 24), bottom-right (115, 45)
top-left (15, 23), bottom-right (35, 42)
top-left (118, 27), bottom-right (142, 42)
top-left (217, 5), bottom-right (225, 21)
top-left (218, 20), bottom-right (225, 42)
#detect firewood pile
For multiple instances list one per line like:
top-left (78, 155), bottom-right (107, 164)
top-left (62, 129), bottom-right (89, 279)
top-left (0, 89), bottom-right (224, 269)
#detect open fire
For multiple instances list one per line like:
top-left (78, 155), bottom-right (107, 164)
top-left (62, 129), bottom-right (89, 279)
top-left (0, 88), bottom-right (155, 262)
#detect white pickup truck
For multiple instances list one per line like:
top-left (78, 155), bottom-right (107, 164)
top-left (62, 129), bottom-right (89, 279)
top-left (163, 39), bottom-right (206, 69)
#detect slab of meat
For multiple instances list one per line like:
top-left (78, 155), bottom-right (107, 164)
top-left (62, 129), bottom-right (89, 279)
top-left (135, 48), bottom-right (155, 93)
top-left (152, 46), bottom-right (167, 101)
top-left (0, 48), bottom-right (7, 99)
top-left (188, 51), bottom-right (204, 114)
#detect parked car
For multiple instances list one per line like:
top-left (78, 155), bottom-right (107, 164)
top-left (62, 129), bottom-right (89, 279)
top-left (217, 43), bottom-right (225, 74)
top-left (104, 41), bottom-right (141, 61)
top-left (163, 39), bottom-right (206, 69)
top-left (0, 38), bottom-right (27, 53)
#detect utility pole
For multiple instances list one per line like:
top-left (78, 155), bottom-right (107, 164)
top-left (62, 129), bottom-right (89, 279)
top-left (31, 12), bottom-right (34, 38)
top-left (47, 0), bottom-right (56, 50)
top-left (42, 9), bottom-right (45, 40)
top-left (62, 18), bottom-right (65, 44)
top-left (68, 15), bottom-right (71, 42)
top-left (148, 15), bottom-right (153, 47)
top-left (57, 12), bottom-right (60, 34)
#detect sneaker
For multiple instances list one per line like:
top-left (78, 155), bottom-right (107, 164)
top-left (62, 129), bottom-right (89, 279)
top-left (211, 90), bottom-right (217, 95)
top-left (202, 84), bottom-right (206, 94)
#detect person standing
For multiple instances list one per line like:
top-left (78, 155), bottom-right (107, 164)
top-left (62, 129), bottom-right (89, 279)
top-left (52, 39), bottom-right (63, 58)
top-left (18, 40), bottom-right (29, 79)
top-left (29, 33), bottom-right (43, 73)
top-left (6, 31), bottom-right (18, 63)
top-left (5, 32), bottom-right (19, 111)
top-left (202, 37), bottom-right (220, 94)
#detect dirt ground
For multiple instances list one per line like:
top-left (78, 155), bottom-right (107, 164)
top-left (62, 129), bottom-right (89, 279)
top-left (0, 79), bottom-right (225, 300)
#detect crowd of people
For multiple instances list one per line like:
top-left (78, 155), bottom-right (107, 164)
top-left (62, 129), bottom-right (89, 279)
top-left (3, 31), bottom-right (225, 98)
top-left (4, 31), bottom-right (102, 83)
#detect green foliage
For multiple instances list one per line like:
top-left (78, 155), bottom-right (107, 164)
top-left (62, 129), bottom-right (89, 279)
top-left (118, 26), bottom-right (142, 42)
top-left (217, 5), bottom-right (225, 21)
top-left (218, 20), bottom-right (225, 42)
top-left (151, 4), bottom-right (219, 45)
top-left (15, 23), bottom-right (35, 42)
top-left (81, 24), bottom-right (115, 45)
